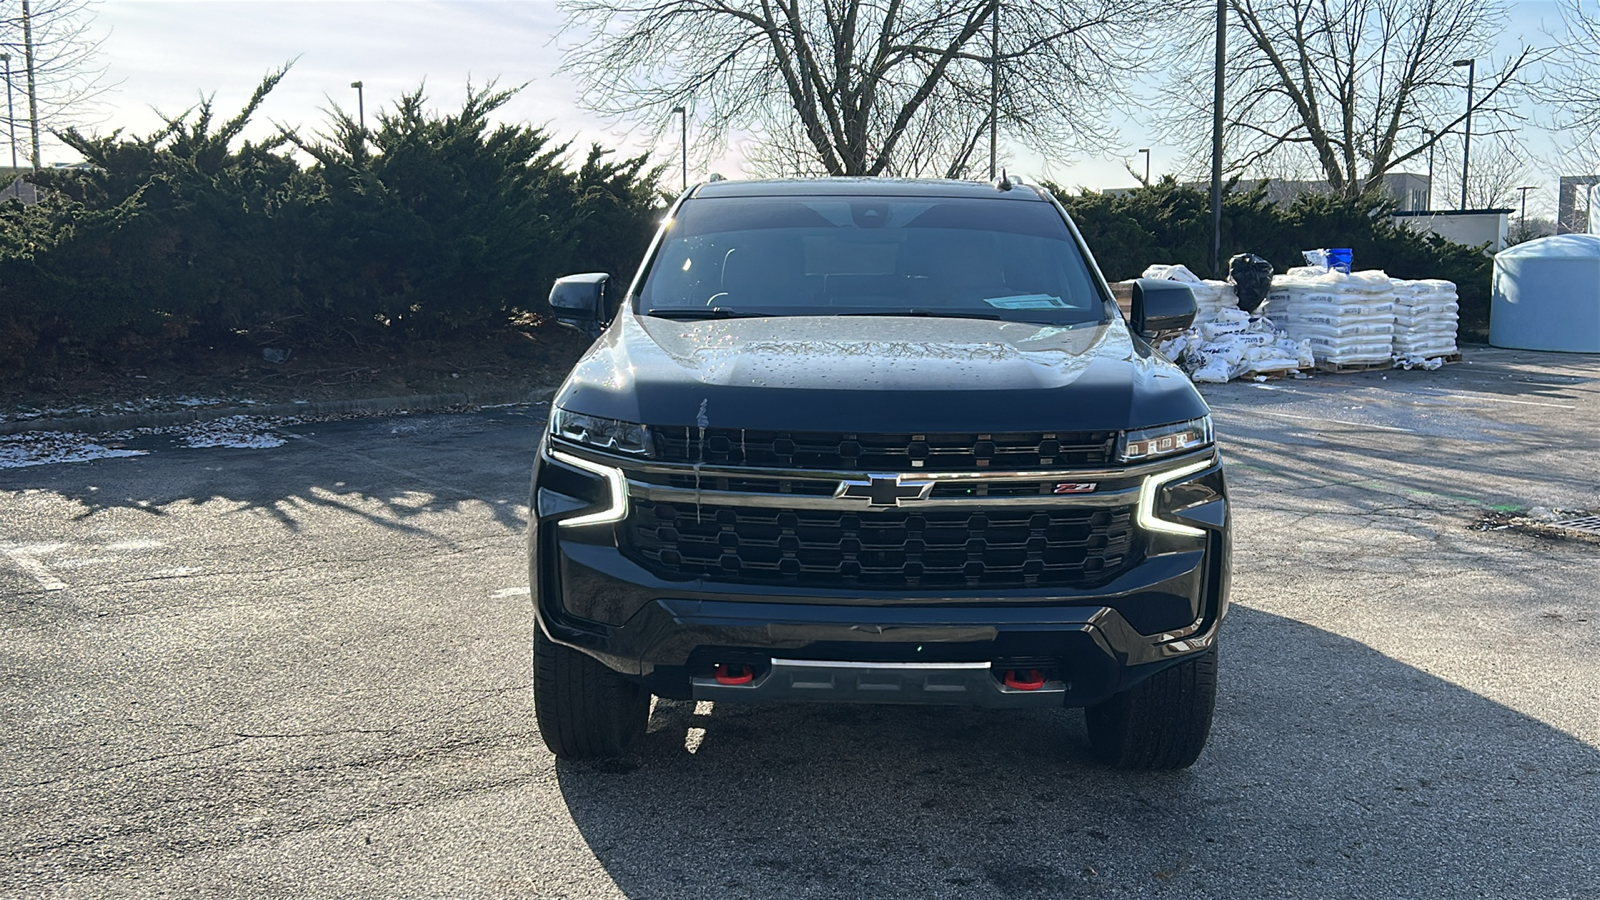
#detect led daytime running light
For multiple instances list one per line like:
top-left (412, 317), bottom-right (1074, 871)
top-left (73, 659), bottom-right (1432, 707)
top-left (1137, 458), bottom-right (1214, 537)
top-left (549, 450), bottom-right (629, 527)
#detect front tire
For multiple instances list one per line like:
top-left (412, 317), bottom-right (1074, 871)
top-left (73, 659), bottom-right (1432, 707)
top-left (534, 628), bottom-right (650, 759)
top-left (1084, 646), bottom-right (1218, 770)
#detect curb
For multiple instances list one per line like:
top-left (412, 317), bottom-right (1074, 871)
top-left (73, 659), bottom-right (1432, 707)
top-left (0, 386), bottom-right (560, 437)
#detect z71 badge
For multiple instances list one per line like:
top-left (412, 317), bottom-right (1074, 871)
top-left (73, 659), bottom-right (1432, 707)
top-left (1054, 483), bottom-right (1098, 494)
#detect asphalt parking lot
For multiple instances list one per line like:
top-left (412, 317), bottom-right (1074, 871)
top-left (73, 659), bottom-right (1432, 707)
top-left (2, 346), bottom-right (1598, 899)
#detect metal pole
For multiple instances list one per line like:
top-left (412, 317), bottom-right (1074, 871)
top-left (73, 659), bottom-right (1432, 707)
top-left (672, 106), bottom-right (687, 190)
top-left (989, 1), bottom-right (999, 180)
top-left (1423, 129), bottom-right (1434, 212)
top-left (1454, 58), bottom-right (1474, 210)
top-left (1210, 0), bottom-right (1226, 275)
top-left (1517, 185), bottom-right (1533, 230)
top-left (21, 0), bottom-right (39, 169)
top-left (1, 54), bottom-right (14, 172)
top-left (1139, 148), bottom-right (1150, 185)
top-left (350, 81), bottom-right (365, 140)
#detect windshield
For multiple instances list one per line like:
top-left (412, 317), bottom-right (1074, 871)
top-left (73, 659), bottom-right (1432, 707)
top-left (636, 195), bottom-right (1111, 326)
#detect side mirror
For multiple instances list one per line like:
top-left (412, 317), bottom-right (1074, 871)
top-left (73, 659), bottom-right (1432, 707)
top-left (1131, 278), bottom-right (1197, 337)
top-left (549, 273), bottom-right (611, 339)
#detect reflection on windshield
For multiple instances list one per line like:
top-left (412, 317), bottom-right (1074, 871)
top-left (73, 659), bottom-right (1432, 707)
top-left (638, 196), bottom-right (1109, 326)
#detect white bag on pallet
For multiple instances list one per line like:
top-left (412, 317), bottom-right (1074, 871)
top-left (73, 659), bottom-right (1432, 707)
top-left (1389, 278), bottom-right (1459, 359)
top-left (1157, 309), bottom-right (1313, 383)
top-left (1261, 269), bottom-right (1397, 366)
top-left (1140, 263), bottom-right (1239, 325)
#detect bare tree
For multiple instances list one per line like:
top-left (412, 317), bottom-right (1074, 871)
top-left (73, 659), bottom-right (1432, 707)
top-left (1159, 0), bottom-right (1540, 198)
top-left (1431, 130), bottom-right (1531, 209)
top-left (1548, 0), bottom-right (1600, 172)
top-left (0, 0), bottom-right (112, 168)
top-left (559, 0), bottom-right (1158, 179)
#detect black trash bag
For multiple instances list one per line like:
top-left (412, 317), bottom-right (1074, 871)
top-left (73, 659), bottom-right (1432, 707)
top-left (1227, 253), bottom-right (1275, 313)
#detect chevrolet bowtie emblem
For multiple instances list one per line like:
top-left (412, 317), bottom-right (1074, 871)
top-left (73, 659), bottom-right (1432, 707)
top-left (835, 473), bottom-right (935, 507)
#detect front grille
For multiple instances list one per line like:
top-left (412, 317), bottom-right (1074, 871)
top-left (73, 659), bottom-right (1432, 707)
top-left (625, 499), bottom-right (1136, 589)
top-left (662, 473), bottom-right (836, 496)
top-left (652, 428), bottom-right (1115, 471)
top-left (660, 474), bottom-right (1062, 499)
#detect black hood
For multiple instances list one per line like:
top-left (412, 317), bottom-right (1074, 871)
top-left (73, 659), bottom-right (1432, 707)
top-left (552, 309), bottom-right (1209, 434)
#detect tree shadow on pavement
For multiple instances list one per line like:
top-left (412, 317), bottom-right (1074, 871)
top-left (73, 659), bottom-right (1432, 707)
top-left (1205, 350), bottom-right (1600, 515)
top-left (0, 408), bottom-right (542, 538)
top-left (556, 605), bottom-right (1600, 899)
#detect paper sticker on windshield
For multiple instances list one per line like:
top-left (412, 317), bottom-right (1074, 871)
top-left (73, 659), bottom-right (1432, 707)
top-left (983, 294), bottom-right (1068, 310)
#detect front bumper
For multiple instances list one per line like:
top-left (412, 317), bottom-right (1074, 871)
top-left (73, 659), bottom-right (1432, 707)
top-left (529, 443), bottom-right (1230, 709)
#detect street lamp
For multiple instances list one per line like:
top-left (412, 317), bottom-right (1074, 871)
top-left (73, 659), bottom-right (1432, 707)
top-left (0, 54), bottom-right (15, 172)
top-left (1516, 185), bottom-right (1536, 228)
top-left (671, 105), bottom-right (687, 192)
top-left (1210, 0), bottom-right (1226, 275)
top-left (1422, 128), bottom-right (1435, 212)
top-left (350, 80), bottom-right (365, 139)
top-left (1138, 148), bottom-right (1151, 185)
top-left (1453, 58), bottom-right (1475, 210)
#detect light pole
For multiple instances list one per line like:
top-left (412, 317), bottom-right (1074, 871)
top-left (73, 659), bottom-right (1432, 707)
top-left (1422, 128), bottom-right (1435, 211)
top-left (350, 81), bottom-right (365, 141)
top-left (989, 1), bottom-right (1000, 180)
top-left (1510, 182), bottom-right (1536, 237)
top-left (671, 106), bottom-right (687, 191)
top-left (0, 54), bottom-right (15, 172)
top-left (1138, 148), bottom-right (1150, 185)
top-left (1210, 0), bottom-right (1226, 275)
top-left (1516, 185), bottom-right (1535, 234)
top-left (1453, 58), bottom-right (1475, 210)
top-left (21, 0), bottom-right (39, 169)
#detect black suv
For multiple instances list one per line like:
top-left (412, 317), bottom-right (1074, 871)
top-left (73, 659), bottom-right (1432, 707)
top-left (529, 177), bottom-right (1229, 769)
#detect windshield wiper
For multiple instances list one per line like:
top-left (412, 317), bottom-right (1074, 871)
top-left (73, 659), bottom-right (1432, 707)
top-left (843, 309), bottom-right (1007, 321)
top-left (645, 307), bottom-right (769, 320)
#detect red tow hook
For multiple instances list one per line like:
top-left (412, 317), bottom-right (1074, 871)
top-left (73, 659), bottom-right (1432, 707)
top-left (714, 663), bottom-right (755, 686)
top-left (1003, 668), bottom-right (1046, 691)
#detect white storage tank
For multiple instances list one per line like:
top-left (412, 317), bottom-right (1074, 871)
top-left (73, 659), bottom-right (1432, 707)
top-left (1490, 234), bottom-right (1600, 352)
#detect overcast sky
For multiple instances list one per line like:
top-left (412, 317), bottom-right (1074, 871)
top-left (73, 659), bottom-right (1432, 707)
top-left (39, 0), bottom-right (1577, 215)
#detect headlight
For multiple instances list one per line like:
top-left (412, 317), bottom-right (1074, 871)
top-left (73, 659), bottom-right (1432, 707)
top-left (1118, 415), bottom-right (1212, 463)
top-left (1137, 458), bottom-right (1214, 537)
top-left (550, 408), bottom-right (653, 456)
top-left (548, 450), bottom-right (629, 527)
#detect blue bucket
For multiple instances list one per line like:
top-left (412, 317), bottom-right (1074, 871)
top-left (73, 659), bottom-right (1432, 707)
top-left (1325, 247), bottom-right (1353, 273)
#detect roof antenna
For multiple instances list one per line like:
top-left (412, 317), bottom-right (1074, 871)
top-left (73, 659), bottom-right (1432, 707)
top-left (994, 168), bottom-right (1012, 192)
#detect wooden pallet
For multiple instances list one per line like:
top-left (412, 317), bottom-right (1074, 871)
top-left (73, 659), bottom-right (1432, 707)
top-left (1314, 358), bottom-right (1392, 374)
top-left (1320, 351), bottom-right (1462, 374)
top-left (1241, 367), bottom-right (1302, 381)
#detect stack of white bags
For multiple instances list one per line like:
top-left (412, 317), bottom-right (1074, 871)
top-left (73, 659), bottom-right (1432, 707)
top-left (1389, 278), bottom-right (1460, 362)
top-left (1140, 264), bottom-right (1236, 324)
top-left (1158, 309), bottom-right (1315, 383)
top-left (1259, 269), bottom-right (1397, 367)
top-left (1138, 264), bottom-right (1314, 383)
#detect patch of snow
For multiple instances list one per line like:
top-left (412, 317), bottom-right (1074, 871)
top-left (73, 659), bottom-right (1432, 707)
top-left (0, 433), bottom-right (148, 468)
top-left (170, 416), bottom-right (290, 449)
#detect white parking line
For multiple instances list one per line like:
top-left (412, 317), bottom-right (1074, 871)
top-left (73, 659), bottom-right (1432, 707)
top-left (2, 545), bottom-right (66, 591)
top-left (1440, 394), bottom-right (1576, 409)
top-left (492, 586), bottom-right (530, 599)
top-left (1210, 406), bottom-right (1417, 434)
